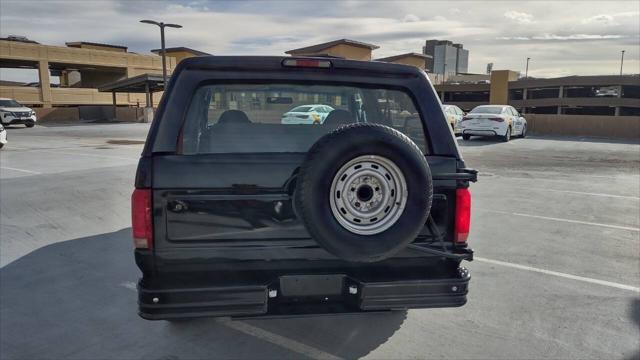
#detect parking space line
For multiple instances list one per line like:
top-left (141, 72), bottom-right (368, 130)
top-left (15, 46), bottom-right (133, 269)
top-left (46, 150), bottom-right (136, 161)
top-left (526, 188), bottom-right (640, 200)
top-left (219, 319), bottom-right (343, 360)
top-left (477, 208), bottom-right (639, 232)
top-left (118, 283), bottom-right (341, 359)
top-left (476, 257), bottom-right (640, 293)
top-left (0, 166), bottom-right (41, 175)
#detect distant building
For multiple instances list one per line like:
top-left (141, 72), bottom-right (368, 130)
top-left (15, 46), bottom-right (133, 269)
top-left (151, 47), bottom-right (210, 64)
top-left (422, 40), bottom-right (469, 76)
top-left (375, 52), bottom-right (431, 69)
top-left (285, 39), bottom-right (379, 61)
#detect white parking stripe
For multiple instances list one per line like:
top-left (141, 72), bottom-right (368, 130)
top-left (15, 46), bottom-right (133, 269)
top-left (118, 283), bottom-right (342, 359)
top-left (0, 166), bottom-right (41, 175)
top-left (478, 208), bottom-right (640, 232)
top-left (47, 150), bottom-right (135, 161)
top-left (476, 257), bottom-right (640, 293)
top-left (220, 319), bottom-right (343, 360)
top-left (527, 188), bottom-right (640, 200)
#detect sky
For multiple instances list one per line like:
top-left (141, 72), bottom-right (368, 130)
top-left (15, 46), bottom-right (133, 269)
top-left (0, 0), bottom-right (639, 81)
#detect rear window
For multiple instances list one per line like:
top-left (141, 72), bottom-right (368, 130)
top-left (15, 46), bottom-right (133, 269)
top-left (289, 106), bottom-right (313, 112)
top-left (181, 83), bottom-right (428, 155)
top-left (470, 106), bottom-right (503, 114)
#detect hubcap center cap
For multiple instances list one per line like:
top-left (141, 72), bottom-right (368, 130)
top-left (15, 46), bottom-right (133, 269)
top-left (356, 185), bottom-right (374, 202)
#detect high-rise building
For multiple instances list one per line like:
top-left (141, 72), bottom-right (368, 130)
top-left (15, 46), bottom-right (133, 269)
top-left (422, 40), bottom-right (469, 76)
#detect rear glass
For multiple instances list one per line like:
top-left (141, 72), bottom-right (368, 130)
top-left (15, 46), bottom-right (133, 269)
top-left (181, 84), bottom-right (428, 154)
top-left (470, 106), bottom-right (503, 114)
top-left (290, 106), bottom-right (313, 112)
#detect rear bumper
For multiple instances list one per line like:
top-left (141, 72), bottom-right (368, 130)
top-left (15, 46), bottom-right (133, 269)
top-left (138, 267), bottom-right (470, 320)
top-left (462, 129), bottom-right (497, 136)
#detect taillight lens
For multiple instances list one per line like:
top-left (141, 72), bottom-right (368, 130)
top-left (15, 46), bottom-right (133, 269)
top-left (488, 117), bottom-right (504, 122)
top-left (131, 188), bottom-right (153, 249)
top-left (454, 188), bottom-right (471, 244)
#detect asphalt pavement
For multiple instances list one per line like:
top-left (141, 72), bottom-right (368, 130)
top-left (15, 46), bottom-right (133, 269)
top-left (1, 123), bottom-right (638, 359)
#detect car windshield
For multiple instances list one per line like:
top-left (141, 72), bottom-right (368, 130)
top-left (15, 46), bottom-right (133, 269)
top-left (289, 106), bottom-right (313, 112)
top-left (470, 106), bottom-right (503, 114)
top-left (0, 99), bottom-right (23, 107)
top-left (181, 83), bottom-right (428, 155)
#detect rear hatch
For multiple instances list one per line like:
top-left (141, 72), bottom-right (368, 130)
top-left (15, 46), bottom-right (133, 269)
top-left (463, 114), bottom-right (503, 128)
top-left (140, 57), bottom-right (468, 273)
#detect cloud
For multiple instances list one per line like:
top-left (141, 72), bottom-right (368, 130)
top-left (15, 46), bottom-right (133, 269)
top-left (499, 34), bottom-right (626, 41)
top-left (581, 14), bottom-right (617, 25)
top-left (402, 14), bottom-right (420, 22)
top-left (504, 10), bottom-right (535, 24)
top-left (0, 0), bottom-right (637, 77)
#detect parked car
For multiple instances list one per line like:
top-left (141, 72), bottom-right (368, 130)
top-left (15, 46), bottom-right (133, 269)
top-left (459, 105), bottom-right (527, 142)
top-left (281, 104), bottom-right (334, 124)
top-left (132, 56), bottom-right (476, 320)
top-left (0, 98), bottom-right (37, 128)
top-left (0, 124), bottom-right (6, 149)
top-left (442, 104), bottom-right (465, 134)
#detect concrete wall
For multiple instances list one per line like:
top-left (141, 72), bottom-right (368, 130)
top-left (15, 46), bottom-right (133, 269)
top-left (526, 114), bottom-right (640, 139)
top-left (386, 56), bottom-right (426, 69)
top-left (490, 70), bottom-right (519, 105)
top-left (33, 106), bottom-right (145, 123)
top-left (34, 107), bottom-right (80, 122)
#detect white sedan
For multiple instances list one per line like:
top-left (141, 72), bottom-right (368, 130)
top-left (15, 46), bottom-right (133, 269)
top-left (459, 105), bottom-right (527, 142)
top-left (442, 104), bottom-right (465, 134)
top-left (0, 124), bottom-right (7, 149)
top-left (281, 104), bottom-right (334, 125)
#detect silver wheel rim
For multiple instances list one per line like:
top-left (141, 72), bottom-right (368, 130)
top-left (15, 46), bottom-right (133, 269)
top-left (329, 155), bottom-right (408, 235)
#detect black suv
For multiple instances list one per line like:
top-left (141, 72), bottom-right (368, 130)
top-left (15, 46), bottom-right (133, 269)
top-left (132, 56), bottom-right (476, 320)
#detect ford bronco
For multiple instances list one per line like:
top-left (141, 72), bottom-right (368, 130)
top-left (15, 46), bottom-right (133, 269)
top-left (132, 56), bottom-right (476, 320)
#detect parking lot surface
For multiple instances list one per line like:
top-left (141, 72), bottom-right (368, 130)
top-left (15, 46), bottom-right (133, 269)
top-left (1, 124), bottom-right (638, 359)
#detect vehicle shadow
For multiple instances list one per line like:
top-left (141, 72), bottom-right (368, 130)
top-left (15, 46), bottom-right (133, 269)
top-left (0, 229), bottom-right (405, 359)
top-left (627, 298), bottom-right (640, 360)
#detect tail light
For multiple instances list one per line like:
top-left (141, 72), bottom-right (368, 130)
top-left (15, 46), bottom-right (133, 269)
top-left (132, 188), bottom-right (153, 249)
top-left (454, 188), bottom-right (471, 244)
top-left (488, 117), bottom-right (504, 122)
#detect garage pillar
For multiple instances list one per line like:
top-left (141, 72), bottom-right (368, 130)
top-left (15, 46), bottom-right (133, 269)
top-left (143, 83), bottom-right (153, 123)
top-left (112, 91), bottom-right (117, 120)
top-left (38, 60), bottom-right (52, 108)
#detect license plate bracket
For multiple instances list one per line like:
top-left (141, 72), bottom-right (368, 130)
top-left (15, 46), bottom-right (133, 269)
top-left (279, 274), bottom-right (345, 297)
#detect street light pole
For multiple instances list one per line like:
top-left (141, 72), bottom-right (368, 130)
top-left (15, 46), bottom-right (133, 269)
top-left (620, 50), bottom-right (625, 76)
top-left (140, 19), bottom-right (182, 85)
top-left (525, 57), bottom-right (530, 79)
top-left (160, 25), bottom-right (167, 83)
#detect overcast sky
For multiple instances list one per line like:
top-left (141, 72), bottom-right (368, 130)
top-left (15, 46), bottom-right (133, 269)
top-left (1, 0), bottom-right (638, 80)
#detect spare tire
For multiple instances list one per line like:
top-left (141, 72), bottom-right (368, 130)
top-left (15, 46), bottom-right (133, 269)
top-left (295, 123), bottom-right (433, 262)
